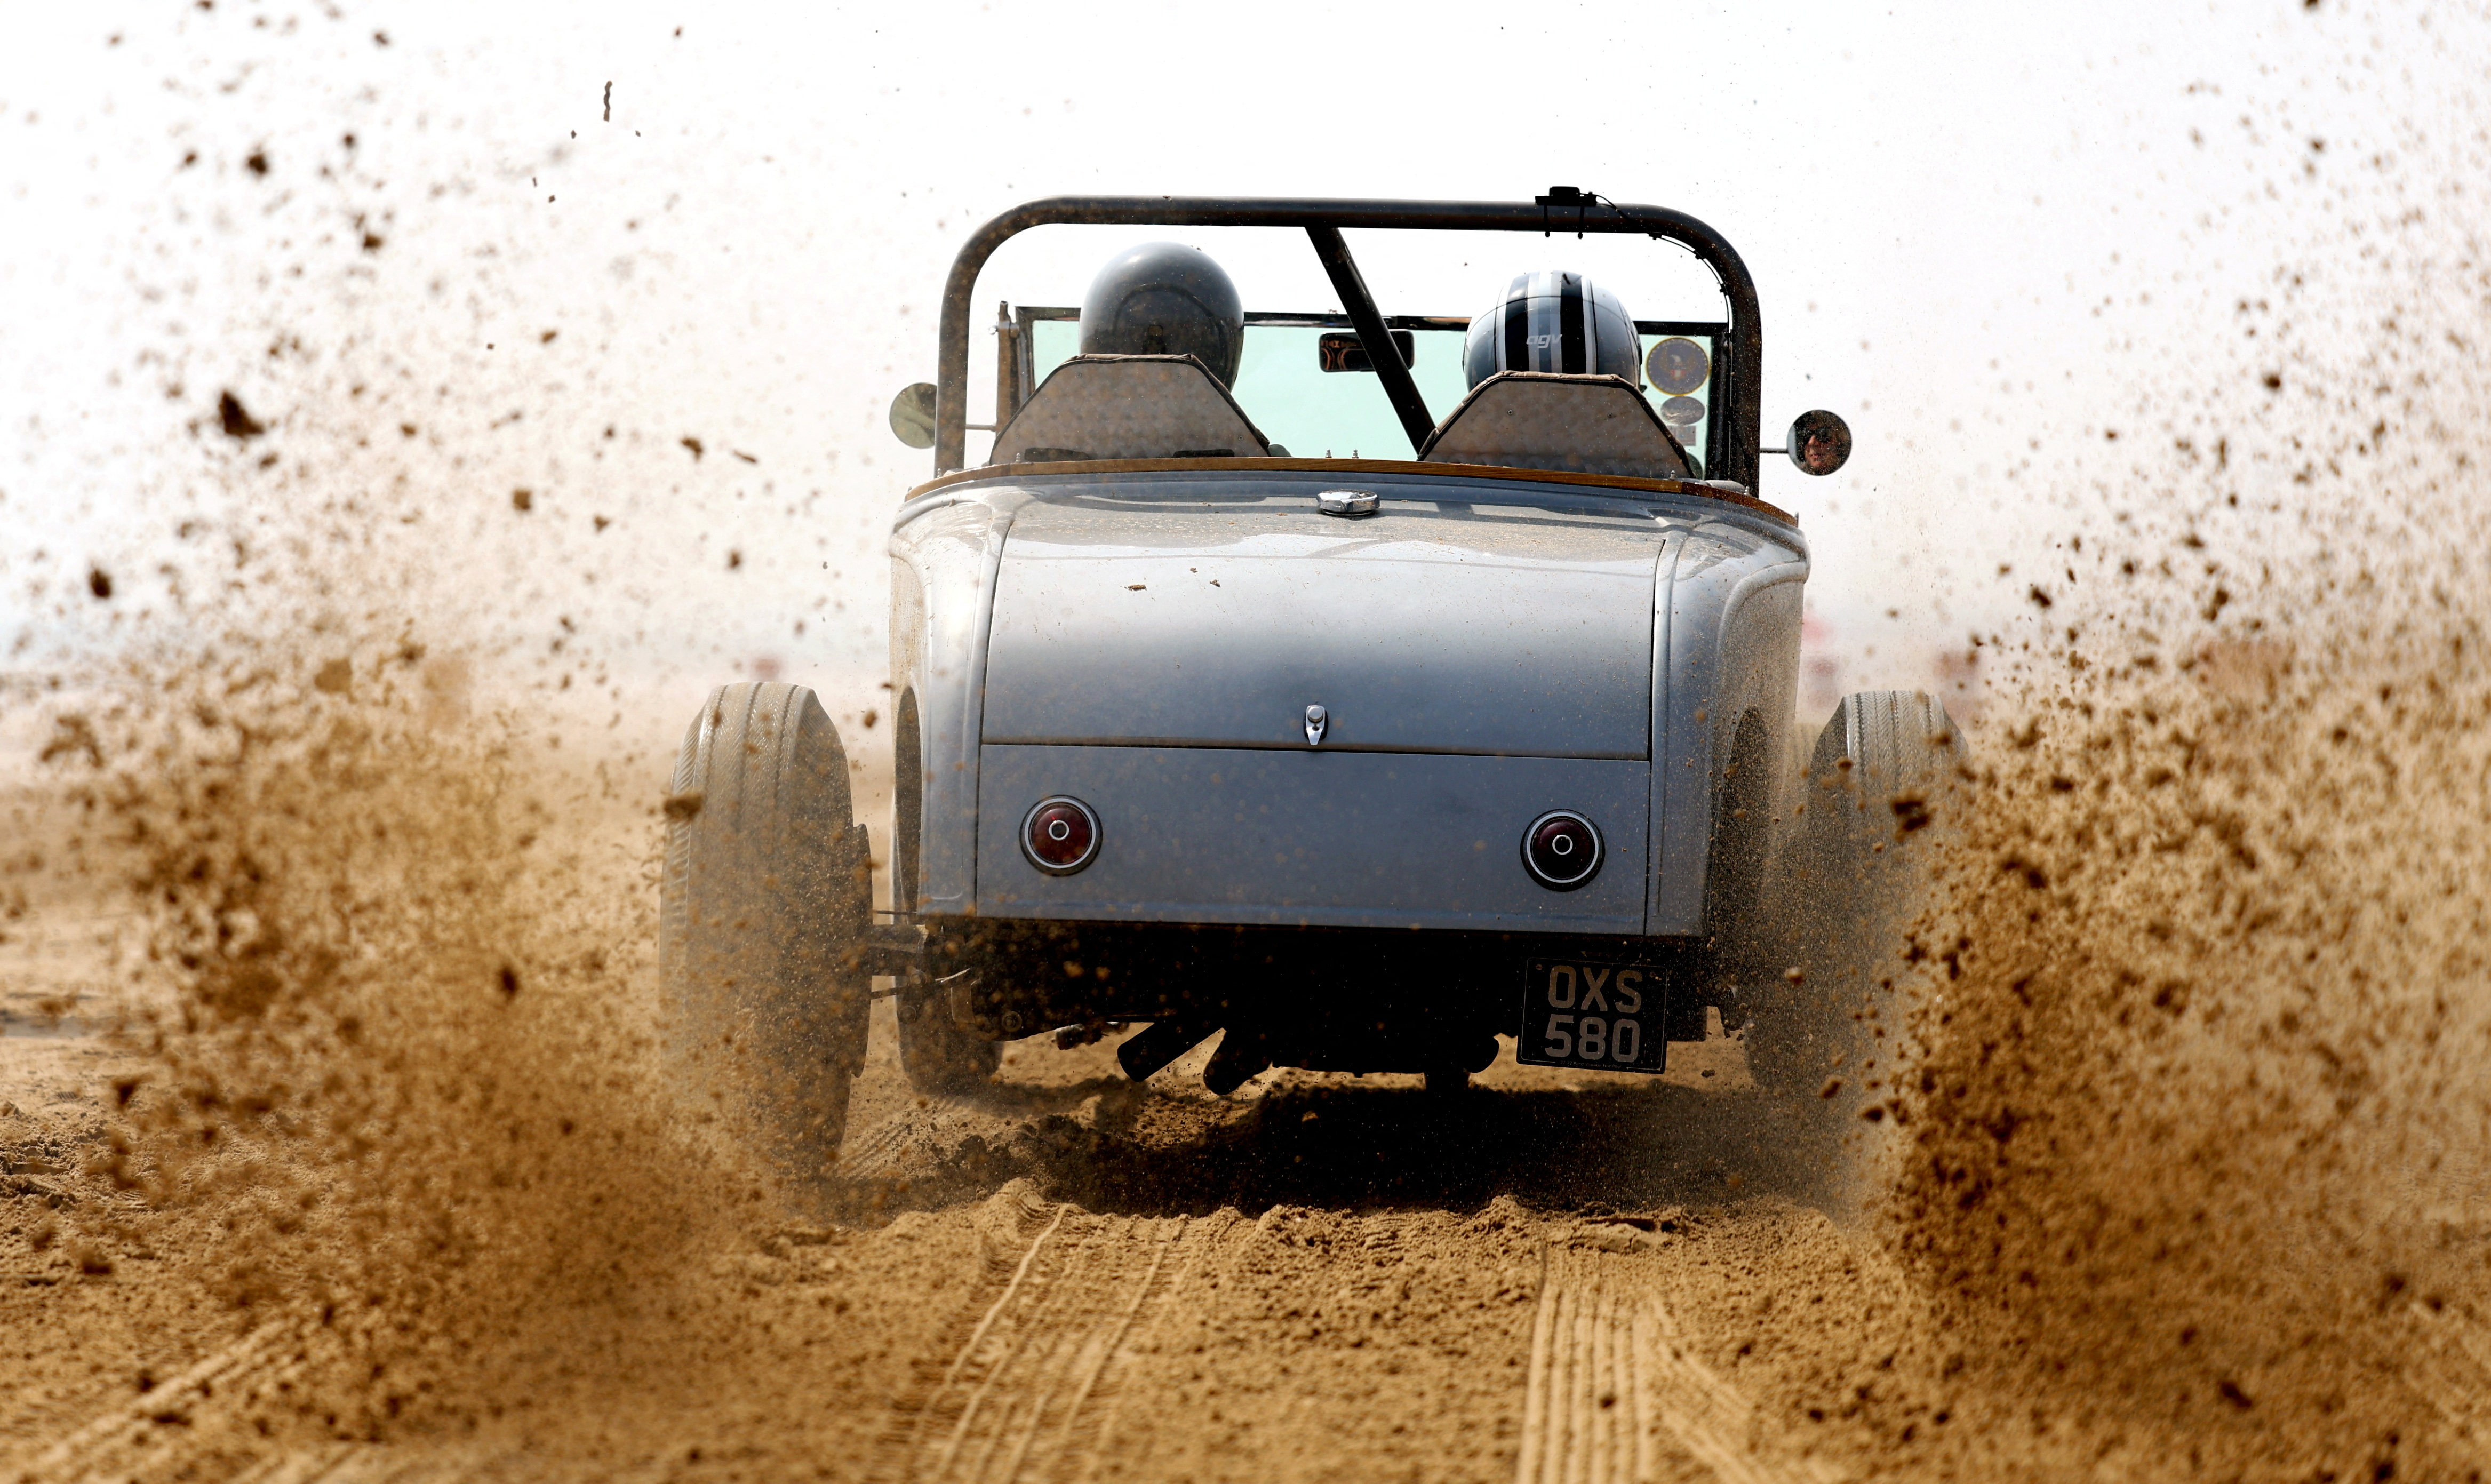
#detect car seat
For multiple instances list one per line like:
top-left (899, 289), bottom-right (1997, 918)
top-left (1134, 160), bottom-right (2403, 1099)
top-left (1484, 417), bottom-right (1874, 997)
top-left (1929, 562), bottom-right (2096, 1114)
top-left (1417, 372), bottom-right (1691, 480)
top-left (987, 354), bottom-right (1272, 464)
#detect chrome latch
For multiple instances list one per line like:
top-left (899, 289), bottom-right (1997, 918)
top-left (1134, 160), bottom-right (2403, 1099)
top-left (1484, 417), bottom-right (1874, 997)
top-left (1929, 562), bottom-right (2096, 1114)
top-left (1316, 489), bottom-right (1379, 518)
top-left (1304, 704), bottom-right (1329, 746)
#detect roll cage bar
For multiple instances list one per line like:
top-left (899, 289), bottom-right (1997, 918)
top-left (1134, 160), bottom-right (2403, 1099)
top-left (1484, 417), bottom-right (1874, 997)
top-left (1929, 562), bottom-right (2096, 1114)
top-left (932, 190), bottom-right (1766, 493)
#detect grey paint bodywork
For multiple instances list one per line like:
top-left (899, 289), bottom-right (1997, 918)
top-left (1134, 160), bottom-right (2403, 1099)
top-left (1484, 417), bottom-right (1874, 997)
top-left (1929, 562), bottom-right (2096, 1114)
top-left (889, 470), bottom-right (1806, 941)
top-left (985, 501), bottom-right (1660, 758)
top-left (979, 746), bottom-right (1650, 933)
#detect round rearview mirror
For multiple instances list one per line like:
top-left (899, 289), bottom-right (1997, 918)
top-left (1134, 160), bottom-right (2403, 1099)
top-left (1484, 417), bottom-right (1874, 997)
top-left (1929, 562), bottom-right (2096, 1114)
top-left (888, 382), bottom-right (938, 450)
top-left (1786, 409), bottom-right (1853, 476)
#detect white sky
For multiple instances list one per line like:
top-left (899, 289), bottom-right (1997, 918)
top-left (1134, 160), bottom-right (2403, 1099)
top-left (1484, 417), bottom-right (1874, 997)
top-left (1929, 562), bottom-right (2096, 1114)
top-left (2, 0), bottom-right (2478, 744)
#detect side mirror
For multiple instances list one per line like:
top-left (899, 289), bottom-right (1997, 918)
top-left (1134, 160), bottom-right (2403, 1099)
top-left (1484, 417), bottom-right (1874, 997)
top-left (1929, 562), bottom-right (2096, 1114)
top-left (1782, 409), bottom-right (1853, 476)
top-left (889, 382), bottom-right (938, 450)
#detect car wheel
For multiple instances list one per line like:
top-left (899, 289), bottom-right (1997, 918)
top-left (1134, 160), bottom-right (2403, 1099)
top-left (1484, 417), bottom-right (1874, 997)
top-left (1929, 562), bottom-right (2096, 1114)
top-left (894, 971), bottom-right (1001, 1094)
top-left (1743, 690), bottom-right (1966, 1176)
top-left (660, 682), bottom-right (872, 1195)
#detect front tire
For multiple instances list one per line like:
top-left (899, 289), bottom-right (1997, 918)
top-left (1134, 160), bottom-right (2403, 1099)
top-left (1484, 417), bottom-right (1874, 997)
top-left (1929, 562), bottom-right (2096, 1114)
top-left (660, 682), bottom-right (871, 1193)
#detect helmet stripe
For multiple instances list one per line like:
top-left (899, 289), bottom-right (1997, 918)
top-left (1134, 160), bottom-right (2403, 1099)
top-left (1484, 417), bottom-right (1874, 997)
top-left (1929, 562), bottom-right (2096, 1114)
top-left (1582, 275), bottom-right (1602, 376)
top-left (1527, 272), bottom-right (1558, 373)
top-left (1558, 272), bottom-right (1587, 374)
top-left (1502, 273), bottom-right (1530, 375)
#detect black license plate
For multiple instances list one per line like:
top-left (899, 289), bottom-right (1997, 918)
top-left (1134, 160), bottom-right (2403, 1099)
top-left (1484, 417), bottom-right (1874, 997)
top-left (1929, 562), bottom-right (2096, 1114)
top-left (1515, 958), bottom-right (1667, 1074)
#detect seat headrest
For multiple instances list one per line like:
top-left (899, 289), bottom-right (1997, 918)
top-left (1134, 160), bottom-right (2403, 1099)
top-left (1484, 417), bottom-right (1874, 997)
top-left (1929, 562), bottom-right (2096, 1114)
top-left (988, 354), bottom-right (1271, 464)
top-left (1417, 372), bottom-right (1691, 480)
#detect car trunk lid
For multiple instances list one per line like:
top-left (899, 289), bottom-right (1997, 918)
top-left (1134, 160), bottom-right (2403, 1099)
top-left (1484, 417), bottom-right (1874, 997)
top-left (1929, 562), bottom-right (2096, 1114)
top-left (980, 496), bottom-right (1663, 759)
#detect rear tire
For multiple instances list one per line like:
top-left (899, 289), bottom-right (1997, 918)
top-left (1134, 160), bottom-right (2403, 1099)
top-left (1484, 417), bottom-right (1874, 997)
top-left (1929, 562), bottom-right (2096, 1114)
top-left (890, 691), bottom-right (1002, 1095)
top-left (1744, 691), bottom-right (1965, 1175)
top-left (895, 972), bottom-right (1001, 1094)
top-left (660, 683), bottom-right (871, 1194)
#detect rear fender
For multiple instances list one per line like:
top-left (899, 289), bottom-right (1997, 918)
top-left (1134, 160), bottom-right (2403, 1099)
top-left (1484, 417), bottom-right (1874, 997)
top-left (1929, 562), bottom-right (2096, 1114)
top-left (1652, 521), bottom-right (1807, 936)
top-left (889, 488), bottom-right (1032, 915)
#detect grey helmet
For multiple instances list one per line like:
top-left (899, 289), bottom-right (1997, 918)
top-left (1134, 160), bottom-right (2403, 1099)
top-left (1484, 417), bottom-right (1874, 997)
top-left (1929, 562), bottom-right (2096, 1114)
top-left (1462, 270), bottom-right (1641, 388)
top-left (1078, 242), bottom-right (1246, 386)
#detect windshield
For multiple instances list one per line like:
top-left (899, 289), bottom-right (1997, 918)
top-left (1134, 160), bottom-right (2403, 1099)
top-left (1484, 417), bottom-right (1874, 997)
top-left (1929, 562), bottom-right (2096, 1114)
top-left (1023, 309), bottom-right (1722, 473)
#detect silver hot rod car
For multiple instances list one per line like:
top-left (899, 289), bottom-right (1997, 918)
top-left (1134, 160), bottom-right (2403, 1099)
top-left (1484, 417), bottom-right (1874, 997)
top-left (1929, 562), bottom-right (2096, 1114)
top-left (660, 192), bottom-right (1962, 1182)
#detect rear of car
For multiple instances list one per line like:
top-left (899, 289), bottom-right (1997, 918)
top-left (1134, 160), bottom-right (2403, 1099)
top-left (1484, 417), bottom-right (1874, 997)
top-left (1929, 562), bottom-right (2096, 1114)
top-left (889, 467), bottom-right (1806, 1082)
top-left (662, 193), bottom-right (1881, 1184)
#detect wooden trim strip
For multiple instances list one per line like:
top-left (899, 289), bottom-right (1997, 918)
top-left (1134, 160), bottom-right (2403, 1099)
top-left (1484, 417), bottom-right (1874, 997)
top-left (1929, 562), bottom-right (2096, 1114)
top-left (899, 457), bottom-right (1798, 526)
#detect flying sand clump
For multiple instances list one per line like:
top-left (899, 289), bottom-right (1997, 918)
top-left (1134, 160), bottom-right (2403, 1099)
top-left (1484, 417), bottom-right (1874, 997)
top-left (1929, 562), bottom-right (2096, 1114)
top-left (42, 632), bottom-right (742, 1438)
top-left (1876, 270), bottom-right (2491, 1474)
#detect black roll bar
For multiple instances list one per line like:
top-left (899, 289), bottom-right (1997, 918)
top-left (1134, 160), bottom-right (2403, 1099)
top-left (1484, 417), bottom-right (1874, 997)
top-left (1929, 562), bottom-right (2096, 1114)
top-left (932, 194), bottom-right (1764, 492)
top-left (1304, 226), bottom-right (1436, 453)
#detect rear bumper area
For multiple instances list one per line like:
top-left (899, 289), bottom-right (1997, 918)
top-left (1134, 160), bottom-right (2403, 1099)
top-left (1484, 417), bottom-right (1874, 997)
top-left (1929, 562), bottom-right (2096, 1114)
top-left (976, 744), bottom-right (1651, 933)
top-left (925, 917), bottom-right (1717, 1068)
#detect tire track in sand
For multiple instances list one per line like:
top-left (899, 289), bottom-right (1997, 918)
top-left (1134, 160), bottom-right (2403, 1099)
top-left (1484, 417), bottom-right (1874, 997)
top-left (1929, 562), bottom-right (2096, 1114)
top-left (34, 1409), bottom-right (665, 1484)
top-left (20, 1321), bottom-right (314, 1484)
top-left (234, 1441), bottom-right (676, 1483)
top-left (2403, 1296), bottom-right (2491, 1447)
top-left (869, 1193), bottom-right (1242, 1484)
top-left (1515, 1247), bottom-right (1839, 1484)
top-left (17, 1325), bottom-right (513, 1484)
top-left (837, 1098), bottom-right (973, 1180)
top-left (839, 1082), bottom-right (1033, 1181)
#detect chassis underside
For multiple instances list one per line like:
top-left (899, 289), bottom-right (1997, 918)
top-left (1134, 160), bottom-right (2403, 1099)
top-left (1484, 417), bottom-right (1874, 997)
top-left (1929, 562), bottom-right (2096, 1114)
top-left (924, 917), bottom-right (1724, 1074)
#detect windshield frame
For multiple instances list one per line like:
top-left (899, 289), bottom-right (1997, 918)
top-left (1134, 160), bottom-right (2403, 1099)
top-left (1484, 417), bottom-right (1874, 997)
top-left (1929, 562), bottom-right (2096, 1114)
top-left (1008, 307), bottom-right (1733, 469)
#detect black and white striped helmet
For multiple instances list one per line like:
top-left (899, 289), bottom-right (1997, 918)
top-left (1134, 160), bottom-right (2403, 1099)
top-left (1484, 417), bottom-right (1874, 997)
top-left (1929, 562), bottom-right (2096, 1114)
top-left (1462, 271), bottom-right (1642, 388)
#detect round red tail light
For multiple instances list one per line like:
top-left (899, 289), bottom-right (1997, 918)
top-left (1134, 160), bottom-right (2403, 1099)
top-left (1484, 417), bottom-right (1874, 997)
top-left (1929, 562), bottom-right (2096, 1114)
top-left (1021, 796), bottom-right (1101, 875)
top-left (1522, 810), bottom-right (1603, 890)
